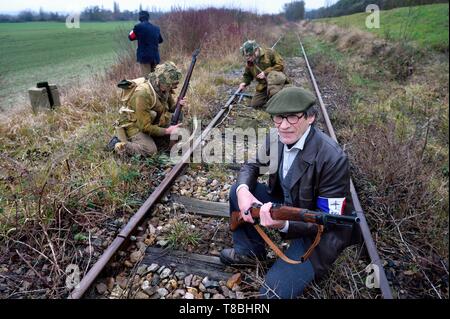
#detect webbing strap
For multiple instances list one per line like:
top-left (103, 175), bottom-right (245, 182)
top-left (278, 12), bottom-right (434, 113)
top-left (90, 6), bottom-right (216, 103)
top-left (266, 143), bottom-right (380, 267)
top-left (253, 224), bottom-right (324, 264)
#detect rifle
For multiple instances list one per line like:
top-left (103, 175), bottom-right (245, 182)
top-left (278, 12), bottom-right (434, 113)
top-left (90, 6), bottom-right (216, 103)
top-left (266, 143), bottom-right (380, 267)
top-left (271, 35), bottom-right (284, 50)
top-left (230, 203), bottom-right (360, 264)
top-left (235, 92), bottom-right (253, 103)
top-left (212, 87), bottom-right (246, 128)
top-left (231, 203), bottom-right (359, 231)
top-left (170, 48), bottom-right (200, 126)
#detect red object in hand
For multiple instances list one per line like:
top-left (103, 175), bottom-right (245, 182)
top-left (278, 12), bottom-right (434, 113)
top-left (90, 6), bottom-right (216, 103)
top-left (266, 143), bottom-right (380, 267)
top-left (129, 30), bottom-right (137, 41)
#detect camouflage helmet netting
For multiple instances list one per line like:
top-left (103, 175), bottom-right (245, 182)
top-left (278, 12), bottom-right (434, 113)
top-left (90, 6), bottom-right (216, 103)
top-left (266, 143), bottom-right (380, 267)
top-left (149, 61), bottom-right (182, 86)
top-left (240, 40), bottom-right (259, 56)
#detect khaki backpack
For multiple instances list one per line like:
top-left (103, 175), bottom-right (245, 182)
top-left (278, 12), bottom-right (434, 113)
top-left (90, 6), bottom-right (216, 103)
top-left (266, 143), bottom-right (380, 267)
top-left (114, 78), bottom-right (157, 141)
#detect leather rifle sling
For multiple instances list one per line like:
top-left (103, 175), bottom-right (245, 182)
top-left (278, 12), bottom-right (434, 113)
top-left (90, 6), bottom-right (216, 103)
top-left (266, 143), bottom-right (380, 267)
top-left (253, 224), bottom-right (324, 265)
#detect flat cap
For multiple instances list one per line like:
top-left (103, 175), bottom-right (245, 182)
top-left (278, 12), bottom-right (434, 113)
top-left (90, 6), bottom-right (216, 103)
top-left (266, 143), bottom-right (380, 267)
top-left (139, 11), bottom-right (150, 21)
top-left (265, 87), bottom-right (316, 115)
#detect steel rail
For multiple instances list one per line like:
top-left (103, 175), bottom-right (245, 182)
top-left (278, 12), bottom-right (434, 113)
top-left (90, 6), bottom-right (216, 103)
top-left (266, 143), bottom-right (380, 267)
top-left (68, 88), bottom-right (242, 299)
top-left (298, 34), bottom-right (393, 299)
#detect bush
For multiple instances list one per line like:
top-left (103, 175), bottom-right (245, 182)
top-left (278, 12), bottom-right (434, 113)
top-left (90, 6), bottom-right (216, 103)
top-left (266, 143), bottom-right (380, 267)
top-left (156, 7), bottom-right (279, 59)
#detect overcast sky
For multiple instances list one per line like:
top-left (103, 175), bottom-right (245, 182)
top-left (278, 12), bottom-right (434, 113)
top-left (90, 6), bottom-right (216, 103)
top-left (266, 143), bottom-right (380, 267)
top-left (0, 0), bottom-right (334, 14)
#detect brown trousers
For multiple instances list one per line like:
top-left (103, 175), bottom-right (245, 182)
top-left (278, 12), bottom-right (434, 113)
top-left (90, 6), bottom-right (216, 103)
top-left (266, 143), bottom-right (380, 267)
top-left (250, 90), bottom-right (269, 109)
top-left (250, 77), bottom-right (286, 109)
top-left (124, 132), bottom-right (158, 156)
top-left (140, 63), bottom-right (156, 77)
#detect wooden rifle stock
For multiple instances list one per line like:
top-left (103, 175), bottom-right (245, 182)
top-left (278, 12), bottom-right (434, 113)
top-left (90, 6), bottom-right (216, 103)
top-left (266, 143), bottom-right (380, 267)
top-left (230, 203), bottom-right (359, 231)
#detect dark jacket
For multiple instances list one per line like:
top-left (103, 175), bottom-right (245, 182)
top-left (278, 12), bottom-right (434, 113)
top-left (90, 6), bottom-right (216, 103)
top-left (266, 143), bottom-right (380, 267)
top-left (237, 126), bottom-right (356, 279)
top-left (130, 21), bottom-right (163, 64)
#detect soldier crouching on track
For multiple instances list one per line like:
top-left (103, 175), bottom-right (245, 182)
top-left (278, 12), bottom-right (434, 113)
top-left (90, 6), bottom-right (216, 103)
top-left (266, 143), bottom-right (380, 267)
top-left (220, 87), bottom-right (356, 299)
top-left (238, 40), bottom-right (289, 109)
top-left (107, 61), bottom-right (187, 156)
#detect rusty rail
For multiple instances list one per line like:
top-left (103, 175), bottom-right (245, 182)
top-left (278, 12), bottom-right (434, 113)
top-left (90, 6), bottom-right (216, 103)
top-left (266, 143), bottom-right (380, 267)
top-left (298, 34), bottom-right (393, 299)
top-left (68, 88), bottom-right (242, 299)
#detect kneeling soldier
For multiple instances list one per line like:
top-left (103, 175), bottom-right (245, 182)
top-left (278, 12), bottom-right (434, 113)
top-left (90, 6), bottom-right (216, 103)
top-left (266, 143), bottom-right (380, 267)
top-left (221, 87), bottom-right (355, 299)
top-left (109, 61), bottom-right (187, 156)
top-left (239, 40), bottom-right (289, 109)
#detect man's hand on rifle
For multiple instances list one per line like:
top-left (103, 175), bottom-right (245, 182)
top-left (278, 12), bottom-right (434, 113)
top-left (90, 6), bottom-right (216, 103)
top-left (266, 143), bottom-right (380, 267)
top-left (239, 83), bottom-right (247, 92)
top-left (165, 123), bottom-right (182, 135)
top-left (256, 71), bottom-right (266, 80)
top-left (179, 97), bottom-right (188, 108)
top-left (259, 202), bottom-right (287, 230)
top-left (236, 187), bottom-right (261, 224)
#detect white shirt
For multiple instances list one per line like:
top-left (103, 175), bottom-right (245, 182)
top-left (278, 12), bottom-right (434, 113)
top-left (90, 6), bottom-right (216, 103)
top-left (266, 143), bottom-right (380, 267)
top-left (281, 125), bottom-right (311, 179)
top-left (237, 126), bottom-right (312, 233)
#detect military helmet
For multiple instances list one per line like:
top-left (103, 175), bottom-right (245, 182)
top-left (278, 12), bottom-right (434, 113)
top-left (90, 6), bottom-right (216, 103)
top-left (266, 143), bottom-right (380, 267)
top-left (149, 61), bottom-right (182, 86)
top-left (240, 40), bottom-right (259, 56)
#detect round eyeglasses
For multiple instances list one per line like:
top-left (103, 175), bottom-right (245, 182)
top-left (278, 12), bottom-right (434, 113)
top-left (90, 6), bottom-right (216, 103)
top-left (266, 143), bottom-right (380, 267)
top-left (271, 113), bottom-right (305, 125)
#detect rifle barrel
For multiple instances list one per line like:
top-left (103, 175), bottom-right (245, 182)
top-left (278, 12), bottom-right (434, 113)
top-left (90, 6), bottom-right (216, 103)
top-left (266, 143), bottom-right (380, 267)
top-left (230, 205), bottom-right (359, 232)
top-left (264, 204), bottom-right (360, 225)
top-left (170, 50), bottom-right (199, 126)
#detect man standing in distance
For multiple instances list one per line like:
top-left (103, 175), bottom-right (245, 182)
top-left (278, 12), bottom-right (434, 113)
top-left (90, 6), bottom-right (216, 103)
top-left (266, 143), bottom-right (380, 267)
top-left (129, 11), bottom-right (163, 76)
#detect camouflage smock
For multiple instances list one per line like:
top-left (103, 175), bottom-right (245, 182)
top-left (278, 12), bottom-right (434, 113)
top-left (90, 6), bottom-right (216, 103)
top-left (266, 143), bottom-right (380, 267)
top-left (118, 80), bottom-right (176, 138)
top-left (242, 48), bottom-right (284, 92)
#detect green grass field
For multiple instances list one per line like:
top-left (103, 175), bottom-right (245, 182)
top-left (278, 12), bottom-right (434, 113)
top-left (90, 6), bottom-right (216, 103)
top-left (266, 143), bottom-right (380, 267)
top-left (0, 21), bottom-right (135, 109)
top-left (318, 3), bottom-right (449, 52)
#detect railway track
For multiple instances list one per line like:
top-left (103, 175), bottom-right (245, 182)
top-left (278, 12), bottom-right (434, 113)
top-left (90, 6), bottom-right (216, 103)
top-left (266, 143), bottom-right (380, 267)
top-left (68, 33), bottom-right (393, 300)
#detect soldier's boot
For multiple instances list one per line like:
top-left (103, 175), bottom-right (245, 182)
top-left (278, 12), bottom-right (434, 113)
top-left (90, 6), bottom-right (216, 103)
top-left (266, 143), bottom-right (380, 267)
top-left (114, 142), bottom-right (127, 155)
top-left (106, 136), bottom-right (121, 152)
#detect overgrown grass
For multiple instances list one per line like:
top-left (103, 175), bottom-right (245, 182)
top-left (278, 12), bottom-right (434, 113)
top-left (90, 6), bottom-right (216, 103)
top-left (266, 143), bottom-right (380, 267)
top-left (273, 25), bottom-right (303, 58)
top-left (166, 219), bottom-right (202, 249)
top-left (304, 17), bottom-right (428, 81)
top-left (300, 23), bottom-right (448, 298)
top-left (0, 21), bottom-right (134, 109)
top-left (318, 3), bottom-right (449, 52)
top-left (157, 7), bottom-right (284, 59)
